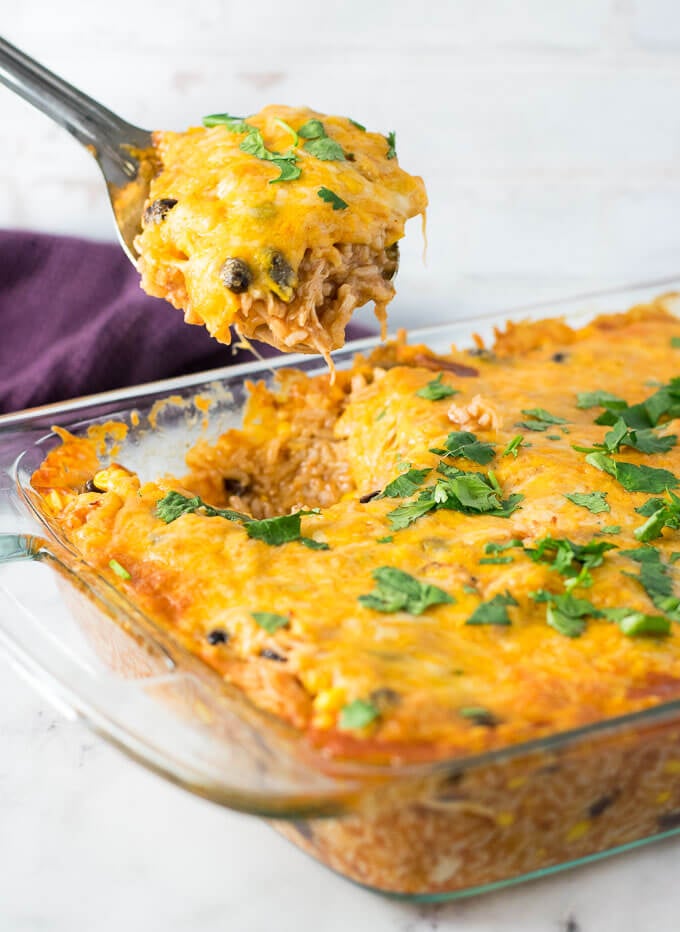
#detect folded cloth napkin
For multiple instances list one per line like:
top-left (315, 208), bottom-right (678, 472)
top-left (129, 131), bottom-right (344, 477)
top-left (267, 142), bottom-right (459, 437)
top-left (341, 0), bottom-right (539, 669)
top-left (0, 230), bottom-right (373, 414)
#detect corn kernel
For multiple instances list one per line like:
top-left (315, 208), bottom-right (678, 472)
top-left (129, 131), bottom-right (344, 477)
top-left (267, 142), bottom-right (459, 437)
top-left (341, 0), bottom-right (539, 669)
top-left (313, 687), bottom-right (346, 713)
top-left (566, 820), bottom-right (591, 843)
top-left (496, 811), bottom-right (515, 827)
top-left (507, 776), bottom-right (526, 790)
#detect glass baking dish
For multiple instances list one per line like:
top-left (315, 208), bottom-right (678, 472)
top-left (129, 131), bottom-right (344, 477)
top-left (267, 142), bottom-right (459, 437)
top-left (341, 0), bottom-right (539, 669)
top-left (4, 275), bottom-right (680, 901)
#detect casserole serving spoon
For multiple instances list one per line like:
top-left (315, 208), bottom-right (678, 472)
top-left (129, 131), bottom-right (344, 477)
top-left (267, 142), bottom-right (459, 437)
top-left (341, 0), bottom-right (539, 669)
top-left (0, 35), bottom-right (155, 261)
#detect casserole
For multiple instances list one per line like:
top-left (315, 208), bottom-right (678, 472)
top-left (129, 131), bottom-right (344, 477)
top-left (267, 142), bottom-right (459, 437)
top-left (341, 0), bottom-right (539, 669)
top-left (3, 277), bottom-right (680, 900)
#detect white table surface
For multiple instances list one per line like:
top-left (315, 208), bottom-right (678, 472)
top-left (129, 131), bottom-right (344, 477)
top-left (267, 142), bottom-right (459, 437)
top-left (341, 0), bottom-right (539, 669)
top-left (4, 1), bottom-right (680, 928)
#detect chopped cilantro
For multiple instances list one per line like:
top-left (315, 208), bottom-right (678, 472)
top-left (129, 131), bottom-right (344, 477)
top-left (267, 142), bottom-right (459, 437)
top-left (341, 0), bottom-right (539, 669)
top-left (273, 117), bottom-right (299, 145)
top-left (617, 612), bottom-right (670, 637)
top-left (245, 511), bottom-right (320, 546)
top-left (202, 113), bottom-right (253, 132)
top-left (386, 130), bottom-right (397, 159)
top-left (585, 453), bottom-right (679, 493)
top-left (576, 390), bottom-right (624, 410)
top-left (348, 117), bottom-right (366, 131)
top-left (466, 591), bottom-right (518, 626)
top-left (503, 435), bottom-right (524, 458)
top-left (252, 612), bottom-right (289, 633)
top-left (634, 492), bottom-right (680, 542)
top-left (387, 466), bottom-right (523, 530)
top-left (516, 420), bottom-right (550, 432)
top-left (156, 490), bottom-right (248, 525)
top-left (109, 558), bottom-right (130, 580)
top-left (377, 467), bottom-right (431, 499)
top-left (599, 525), bottom-right (622, 535)
top-left (375, 408), bottom-right (386, 422)
top-left (359, 567), bottom-right (454, 615)
top-left (296, 119), bottom-right (345, 160)
top-left (521, 407), bottom-right (568, 425)
top-left (672, 337), bottom-right (680, 348)
top-left (485, 539), bottom-right (523, 553)
top-left (564, 491), bottom-right (610, 514)
top-left (593, 378), bottom-right (680, 430)
top-left (459, 706), bottom-right (499, 726)
top-left (526, 536), bottom-right (616, 589)
top-left (432, 431), bottom-right (496, 466)
top-left (574, 417), bottom-right (676, 456)
top-left (620, 546), bottom-right (680, 620)
top-left (304, 136), bottom-right (346, 161)
top-left (317, 187), bottom-right (348, 210)
top-left (479, 555), bottom-right (515, 564)
top-left (416, 373), bottom-right (459, 401)
top-left (299, 537), bottom-right (330, 551)
top-left (339, 699), bottom-right (379, 730)
top-left (544, 592), bottom-right (602, 638)
top-left (376, 535), bottom-right (394, 544)
top-left (239, 128), bottom-right (300, 183)
top-left (547, 434), bottom-right (561, 441)
top-left (298, 119), bottom-right (325, 139)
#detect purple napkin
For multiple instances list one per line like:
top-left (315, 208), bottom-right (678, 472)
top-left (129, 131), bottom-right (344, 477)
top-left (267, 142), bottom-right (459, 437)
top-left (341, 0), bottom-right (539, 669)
top-left (0, 230), bottom-right (374, 414)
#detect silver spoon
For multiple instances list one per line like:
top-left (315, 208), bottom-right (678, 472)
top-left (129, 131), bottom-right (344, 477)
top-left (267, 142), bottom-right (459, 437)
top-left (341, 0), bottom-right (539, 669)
top-left (0, 35), bottom-right (155, 261)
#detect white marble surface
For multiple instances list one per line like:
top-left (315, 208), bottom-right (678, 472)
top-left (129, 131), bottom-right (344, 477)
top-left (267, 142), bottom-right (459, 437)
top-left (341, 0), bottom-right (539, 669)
top-left (4, 1), bottom-right (680, 929)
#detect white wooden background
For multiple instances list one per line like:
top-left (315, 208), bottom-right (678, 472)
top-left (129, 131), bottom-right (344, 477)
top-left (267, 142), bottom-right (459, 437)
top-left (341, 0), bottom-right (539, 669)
top-left (4, 0), bottom-right (680, 330)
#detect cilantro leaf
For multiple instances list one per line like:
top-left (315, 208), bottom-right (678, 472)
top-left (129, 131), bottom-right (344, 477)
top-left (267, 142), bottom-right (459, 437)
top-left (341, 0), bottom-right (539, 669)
top-left (270, 159), bottom-right (302, 183)
top-left (317, 187), bottom-right (348, 210)
top-left (386, 131), bottom-right (397, 159)
top-left (435, 431), bottom-right (496, 466)
top-left (348, 117), bottom-right (366, 131)
top-left (245, 511), bottom-right (319, 546)
top-left (202, 113), bottom-right (253, 132)
top-left (359, 567), bottom-right (454, 615)
top-left (672, 337), bottom-right (680, 348)
top-left (386, 492), bottom-right (438, 530)
top-left (599, 525), bottom-right (621, 535)
top-left (585, 453), bottom-right (679, 492)
top-left (300, 537), bottom-right (330, 550)
top-left (564, 491), bottom-right (610, 514)
top-left (503, 435), bottom-right (524, 458)
top-left (303, 136), bottom-right (346, 161)
top-left (516, 420), bottom-right (550, 432)
top-left (339, 699), bottom-right (379, 730)
top-left (545, 592), bottom-right (602, 637)
top-left (156, 490), bottom-right (248, 524)
top-left (479, 556), bottom-right (514, 564)
top-left (484, 539), bottom-right (523, 553)
top-left (520, 407), bottom-right (568, 425)
top-left (593, 378), bottom-right (680, 430)
top-left (377, 467), bottom-right (431, 500)
top-left (252, 612), bottom-right (289, 633)
top-left (576, 390), bottom-right (624, 410)
top-left (466, 591), bottom-right (518, 626)
top-left (579, 416), bottom-right (678, 456)
top-left (415, 373), bottom-right (459, 401)
top-left (298, 119), bottom-right (325, 139)
top-left (617, 612), bottom-right (671, 637)
top-left (109, 558), bottom-right (130, 580)
top-left (634, 492), bottom-right (680, 542)
top-left (459, 706), bottom-right (499, 726)
top-left (526, 536), bottom-right (616, 589)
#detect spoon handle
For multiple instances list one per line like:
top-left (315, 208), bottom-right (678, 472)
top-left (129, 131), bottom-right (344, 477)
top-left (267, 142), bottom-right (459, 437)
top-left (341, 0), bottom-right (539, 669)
top-left (0, 35), bottom-right (150, 183)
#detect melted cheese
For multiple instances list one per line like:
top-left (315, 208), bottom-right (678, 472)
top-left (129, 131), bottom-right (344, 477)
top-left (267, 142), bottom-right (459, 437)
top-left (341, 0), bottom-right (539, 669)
top-left (31, 297), bottom-right (680, 763)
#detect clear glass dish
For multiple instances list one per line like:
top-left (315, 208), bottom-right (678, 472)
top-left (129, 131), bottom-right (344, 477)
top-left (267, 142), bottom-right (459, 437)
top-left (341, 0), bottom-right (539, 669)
top-left (3, 275), bottom-right (680, 901)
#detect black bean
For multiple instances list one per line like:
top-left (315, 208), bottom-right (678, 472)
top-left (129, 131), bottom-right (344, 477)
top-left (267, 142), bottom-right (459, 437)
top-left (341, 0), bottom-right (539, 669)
top-left (207, 629), bottom-right (229, 645)
top-left (260, 648), bottom-right (286, 662)
top-left (552, 352), bottom-right (568, 363)
top-left (370, 687), bottom-right (401, 710)
top-left (658, 809), bottom-right (680, 831)
top-left (268, 251), bottom-right (294, 289)
top-left (588, 791), bottom-right (619, 818)
top-left (223, 477), bottom-right (250, 496)
top-left (359, 490), bottom-right (381, 504)
top-left (143, 198), bottom-right (178, 225)
top-left (84, 478), bottom-right (103, 493)
top-left (382, 242), bottom-right (400, 281)
top-left (220, 257), bottom-right (253, 294)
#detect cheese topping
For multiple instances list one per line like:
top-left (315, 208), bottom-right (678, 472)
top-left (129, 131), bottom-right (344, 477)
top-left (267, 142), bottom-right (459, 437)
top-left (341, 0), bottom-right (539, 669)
top-left (31, 298), bottom-right (680, 763)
